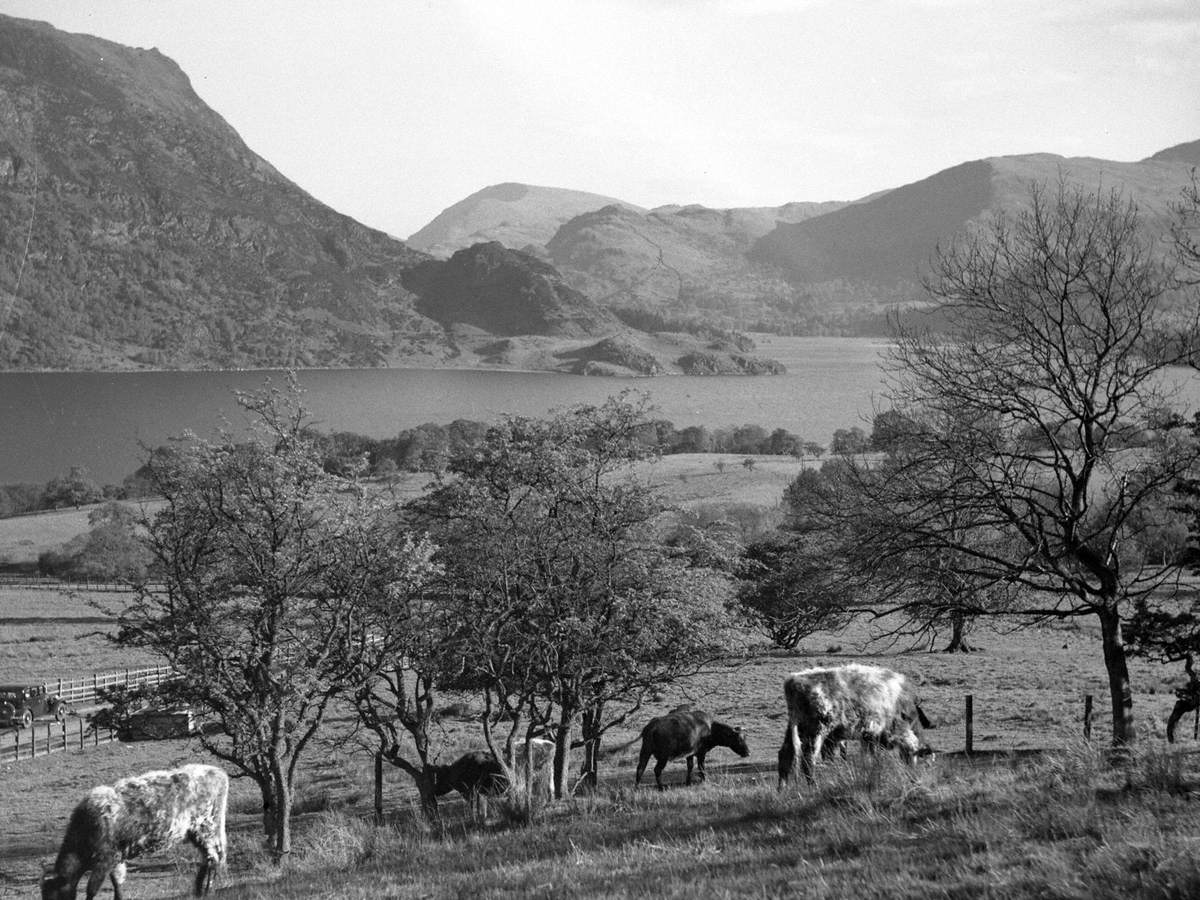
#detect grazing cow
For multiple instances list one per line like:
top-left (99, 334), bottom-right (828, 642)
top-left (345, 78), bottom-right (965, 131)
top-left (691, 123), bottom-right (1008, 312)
top-left (432, 740), bottom-right (555, 814)
top-left (42, 764), bottom-right (228, 900)
top-left (778, 664), bottom-right (934, 786)
top-left (431, 751), bottom-right (508, 811)
top-left (635, 707), bottom-right (750, 790)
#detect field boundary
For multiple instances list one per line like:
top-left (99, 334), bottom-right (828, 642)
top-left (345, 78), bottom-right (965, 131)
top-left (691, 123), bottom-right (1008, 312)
top-left (4, 717), bottom-right (119, 763)
top-left (44, 664), bottom-right (174, 707)
top-left (0, 574), bottom-right (162, 593)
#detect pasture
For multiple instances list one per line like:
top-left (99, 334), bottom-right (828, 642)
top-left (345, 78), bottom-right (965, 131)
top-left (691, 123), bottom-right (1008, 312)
top-left (2, 458), bottom-right (1200, 897)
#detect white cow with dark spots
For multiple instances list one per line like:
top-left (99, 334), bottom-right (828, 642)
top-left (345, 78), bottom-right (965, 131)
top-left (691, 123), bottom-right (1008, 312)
top-left (778, 663), bottom-right (934, 786)
top-left (42, 764), bottom-right (228, 899)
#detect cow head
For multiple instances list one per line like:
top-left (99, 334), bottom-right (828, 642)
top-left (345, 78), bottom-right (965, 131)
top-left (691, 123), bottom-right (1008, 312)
top-left (713, 723), bottom-right (750, 758)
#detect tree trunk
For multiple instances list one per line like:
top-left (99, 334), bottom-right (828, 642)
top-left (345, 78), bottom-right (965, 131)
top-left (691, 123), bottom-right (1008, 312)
top-left (414, 768), bottom-right (440, 823)
top-left (579, 705), bottom-right (602, 792)
top-left (552, 705), bottom-right (575, 799)
top-left (1098, 604), bottom-right (1135, 748)
top-left (942, 612), bottom-right (975, 653)
top-left (269, 760), bottom-right (293, 858)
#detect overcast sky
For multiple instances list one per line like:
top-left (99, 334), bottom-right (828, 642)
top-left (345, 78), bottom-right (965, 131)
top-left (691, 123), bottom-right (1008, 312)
top-left (2, 0), bottom-right (1198, 238)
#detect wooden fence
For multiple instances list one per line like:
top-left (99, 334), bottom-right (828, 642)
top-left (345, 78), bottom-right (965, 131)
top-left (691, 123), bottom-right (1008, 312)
top-left (0, 574), bottom-right (164, 593)
top-left (46, 664), bottom-right (174, 708)
top-left (5, 716), bottom-right (119, 763)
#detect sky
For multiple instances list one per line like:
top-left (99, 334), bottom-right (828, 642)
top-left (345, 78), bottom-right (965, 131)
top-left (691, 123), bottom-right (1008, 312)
top-left (1, 0), bottom-right (1198, 239)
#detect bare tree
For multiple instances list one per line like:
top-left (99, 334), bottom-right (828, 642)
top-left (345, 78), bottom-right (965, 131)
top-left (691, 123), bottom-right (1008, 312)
top-left (828, 181), bottom-right (1198, 746)
top-left (117, 383), bottom-right (435, 856)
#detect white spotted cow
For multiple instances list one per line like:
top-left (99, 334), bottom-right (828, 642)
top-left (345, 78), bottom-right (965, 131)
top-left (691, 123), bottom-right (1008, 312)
top-left (778, 663), bottom-right (934, 786)
top-left (42, 764), bottom-right (228, 899)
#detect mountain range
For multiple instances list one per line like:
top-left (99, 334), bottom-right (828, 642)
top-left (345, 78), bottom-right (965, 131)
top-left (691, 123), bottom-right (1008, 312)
top-left (1, 13), bottom-right (1196, 372)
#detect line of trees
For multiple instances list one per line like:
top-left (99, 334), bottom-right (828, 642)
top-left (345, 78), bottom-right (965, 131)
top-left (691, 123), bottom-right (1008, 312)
top-left (310, 419), bottom-right (828, 478)
top-left (108, 383), bottom-right (735, 857)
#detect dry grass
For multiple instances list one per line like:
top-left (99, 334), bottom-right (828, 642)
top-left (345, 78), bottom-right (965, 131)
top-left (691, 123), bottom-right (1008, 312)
top-left (0, 506), bottom-right (98, 566)
top-left (4, 465), bottom-right (1200, 897)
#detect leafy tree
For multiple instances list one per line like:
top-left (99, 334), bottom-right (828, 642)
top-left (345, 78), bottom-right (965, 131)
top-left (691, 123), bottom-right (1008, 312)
top-left (410, 397), bottom-right (729, 798)
top-left (736, 533), bottom-right (852, 649)
top-left (831, 427), bottom-right (869, 455)
top-left (870, 410), bottom-right (917, 452)
top-left (822, 182), bottom-right (1198, 745)
top-left (0, 483), bottom-right (42, 517)
top-left (42, 465), bottom-right (102, 509)
top-left (114, 383), bottom-right (435, 856)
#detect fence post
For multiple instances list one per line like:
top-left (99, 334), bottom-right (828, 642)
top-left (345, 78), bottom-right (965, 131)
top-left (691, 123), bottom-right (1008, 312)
top-left (30, 724), bottom-right (36, 758)
top-left (79, 717), bottom-right (85, 751)
top-left (374, 752), bottom-right (384, 825)
top-left (1083, 695), bottom-right (1093, 741)
top-left (965, 694), bottom-right (974, 754)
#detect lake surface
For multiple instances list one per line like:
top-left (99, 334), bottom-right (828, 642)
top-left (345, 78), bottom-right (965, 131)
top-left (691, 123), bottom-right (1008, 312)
top-left (0, 337), bottom-right (895, 485)
top-left (6, 335), bottom-right (1198, 486)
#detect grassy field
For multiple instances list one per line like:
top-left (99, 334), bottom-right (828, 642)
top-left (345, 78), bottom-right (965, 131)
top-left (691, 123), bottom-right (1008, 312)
top-left (3, 457), bottom-right (1200, 897)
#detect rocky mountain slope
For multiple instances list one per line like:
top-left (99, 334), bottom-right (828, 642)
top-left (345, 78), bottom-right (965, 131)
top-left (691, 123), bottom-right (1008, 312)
top-left (406, 183), bottom-right (644, 259)
top-left (0, 14), bottom-right (448, 370)
top-left (0, 15), bottom-right (780, 376)
top-left (401, 241), bottom-right (616, 338)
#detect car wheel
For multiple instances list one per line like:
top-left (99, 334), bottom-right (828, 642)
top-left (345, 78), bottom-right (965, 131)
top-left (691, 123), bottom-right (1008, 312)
top-left (54, 704), bottom-right (67, 723)
top-left (19, 708), bottom-right (33, 729)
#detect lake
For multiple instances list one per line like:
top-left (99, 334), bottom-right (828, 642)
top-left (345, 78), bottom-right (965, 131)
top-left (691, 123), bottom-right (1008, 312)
top-left (6, 335), bottom-right (1198, 487)
top-left (0, 337), bottom-right (896, 485)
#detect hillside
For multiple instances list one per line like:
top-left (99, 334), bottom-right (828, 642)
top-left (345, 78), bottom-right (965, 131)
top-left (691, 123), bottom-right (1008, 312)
top-left (546, 201), bottom-right (846, 334)
top-left (751, 151), bottom-right (1199, 296)
top-left (0, 14), bottom-right (447, 370)
top-left (401, 241), bottom-right (617, 338)
top-left (406, 182), bottom-right (645, 259)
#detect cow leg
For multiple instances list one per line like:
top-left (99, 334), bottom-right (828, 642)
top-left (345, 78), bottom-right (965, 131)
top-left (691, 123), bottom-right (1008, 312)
top-left (86, 867), bottom-right (110, 900)
top-left (778, 728), bottom-right (796, 787)
top-left (695, 751), bottom-right (707, 783)
top-left (685, 755), bottom-right (695, 785)
top-left (635, 744), bottom-right (652, 786)
top-left (800, 736), bottom-right (819, 784)
top-left (654, 757), bottom-right (669, 791)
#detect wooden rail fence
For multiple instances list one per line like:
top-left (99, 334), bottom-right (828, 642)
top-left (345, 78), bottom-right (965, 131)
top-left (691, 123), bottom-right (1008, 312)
top-left (0, 574), bottom-right (165, 593)
top-left (46, 664), bottom-right (174, 707)
top-left (6, 717), bottom-right (119, 763)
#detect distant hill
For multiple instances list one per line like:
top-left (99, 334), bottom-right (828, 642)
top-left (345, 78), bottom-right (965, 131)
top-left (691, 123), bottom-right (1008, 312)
top-left (0, 14), bottom-right (447, 370)
top-left (400, 241), bottom-right (616, 338)
top-left (751, 151), bottom-right (1199, 294)
top-left (406, 183), bottom-right (645, 258)
top-left (545, 200), bottom-right (846, 333)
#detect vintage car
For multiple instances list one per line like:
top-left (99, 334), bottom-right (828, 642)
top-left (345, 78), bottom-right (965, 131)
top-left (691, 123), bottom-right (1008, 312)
top-left (0, 684), bottom-right (69, 729)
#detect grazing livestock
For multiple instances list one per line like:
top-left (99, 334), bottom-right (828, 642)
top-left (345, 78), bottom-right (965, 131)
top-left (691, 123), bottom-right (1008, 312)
top-left (42, 763), bottom-right (228, 900)
top-left (635, 707), bottom-right (750, 790)
top-left (431, 740), bottom-right (556, 814)
top-left (431, 751), bottom-right (508, 811)
top-left (778, 664), bottom-right (934, 786)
